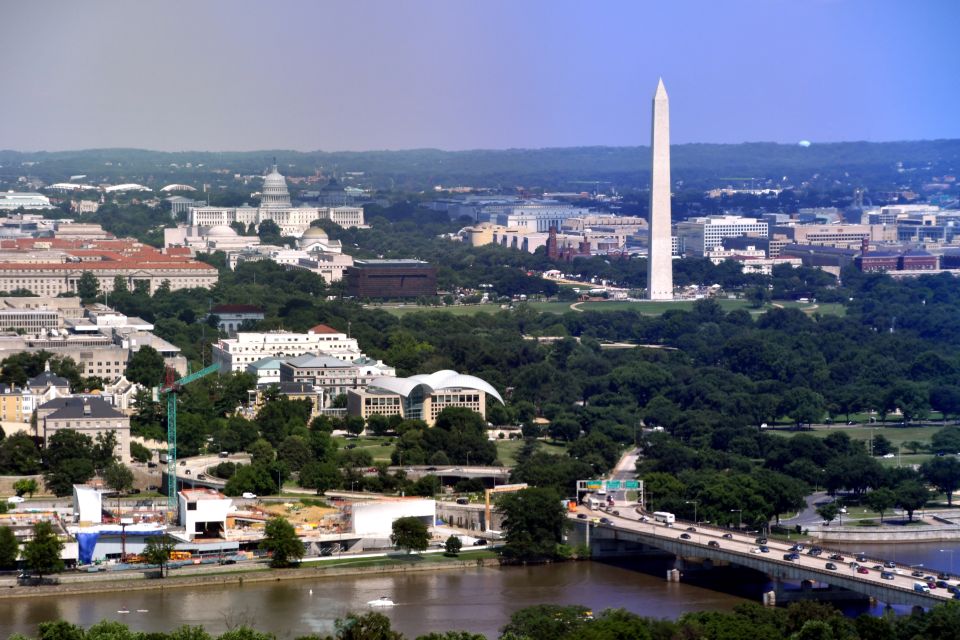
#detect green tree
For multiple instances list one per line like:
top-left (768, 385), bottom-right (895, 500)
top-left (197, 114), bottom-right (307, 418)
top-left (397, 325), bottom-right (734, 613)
top-left (920, 457), bottom-right (960, 506)
top-left (23, 521), bottom-right (64, 582)
top-left (903, 440), bottom-right (926, 455)
top-left (865, 487), bottom-right (896, 523)
top-left (896, 480), bottom-right (930, 522)
top-left (130, 441), bottom-right (152, 463)
top-left (260, 516), bottom-right (304, 568)
top-left (224, 464), bottom-right (276, 497)
top-left (44, 458), bottom-right (95, 497)
top-left (13, 478), bottom-right (38, 498)
top-left (142, 534), bottom-right (177, 577)
top-left (332, 612), bottom-right (404, 640)
top-left (76, 271), bottom-right (99, 301)
top-left (0, 433), bottom-right (41, 475)
top-left (500, 604), bottom-right (592, 640)
top-left (498, 487), bottom-right (566, 562)
top-left (126, 346), bottom-right (166, 387)
top-left (345, 415), bottom-right (366, 436)
top-left (92, 430), bottom-right (119, 473)
top-left (0, 525), bottom-right (18, 569)
top-left (871, 434), bottom-right (894, 457)
top-left (816, 502), bottom-right (839, 526)
top-left (103, 462), bottom-right (134, 513)
top-left (248, 438), bottom-right (275, 465)
top-left (366, 414), bottom-right (390, 437)
top-left (298, 460), bottom-right (341, 494)
top-left (391, 516), bottom-right (430, 554)
top-left (277, 435), bottom-right (311, 472)
top-left (444, 535), bottom-right (462, 557)
top-left (780, 388), bottom-right (826, 429)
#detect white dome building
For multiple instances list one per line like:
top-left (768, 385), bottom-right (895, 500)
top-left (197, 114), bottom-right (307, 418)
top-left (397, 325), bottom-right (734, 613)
top-left (260, 164), bottom-right (292, 210)
top-left (298, 225), bottom-right (343, 254)
top-left (185, 164), bottom-right (364, 240)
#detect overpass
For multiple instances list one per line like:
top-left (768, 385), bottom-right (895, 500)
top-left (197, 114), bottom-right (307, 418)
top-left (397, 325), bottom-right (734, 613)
top-left (571, 506), bottom-right (953, 608)
top-left (385, 465), bottom-right (511, 483)
top-left (162, 454), bottom-right (251, 493)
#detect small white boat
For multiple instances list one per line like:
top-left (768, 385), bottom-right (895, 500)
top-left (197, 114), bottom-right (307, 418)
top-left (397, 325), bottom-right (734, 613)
top-left (136, 610), bottom-right (149, 613)
top-left (367, 596), bottom-right (395, 607)
top-left (117, 609), bottom-right (130, 614)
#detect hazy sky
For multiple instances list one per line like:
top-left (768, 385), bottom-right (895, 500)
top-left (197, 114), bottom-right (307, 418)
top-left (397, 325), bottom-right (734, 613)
top-left (1, 0), bottom-right (958, 151)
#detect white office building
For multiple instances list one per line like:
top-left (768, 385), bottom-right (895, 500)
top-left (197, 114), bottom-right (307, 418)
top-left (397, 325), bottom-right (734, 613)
top-left (213, 324), bottom-right (364, 373)
top-left (675, 215), bottom-right (769, 256)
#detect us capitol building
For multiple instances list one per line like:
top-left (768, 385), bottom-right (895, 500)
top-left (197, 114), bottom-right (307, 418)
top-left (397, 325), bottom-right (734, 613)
top-left (187, 164), bottom-right (364, 236)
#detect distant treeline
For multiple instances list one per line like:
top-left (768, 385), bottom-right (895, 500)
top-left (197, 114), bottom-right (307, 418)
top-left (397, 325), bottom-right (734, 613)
top-left (2, 139), bottom-right (958, 191)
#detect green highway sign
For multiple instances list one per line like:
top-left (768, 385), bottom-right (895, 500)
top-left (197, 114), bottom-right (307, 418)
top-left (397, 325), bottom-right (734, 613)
top-left (624, 480), bottom-right (639, 489)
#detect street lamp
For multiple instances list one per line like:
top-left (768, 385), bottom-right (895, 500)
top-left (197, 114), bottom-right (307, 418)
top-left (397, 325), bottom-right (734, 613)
top-left (685, 500), bottom-right (698, 524)
top-left (730, 509), bottom-right (742, 530)
top-left (941, 549), bottom-right (955, 576)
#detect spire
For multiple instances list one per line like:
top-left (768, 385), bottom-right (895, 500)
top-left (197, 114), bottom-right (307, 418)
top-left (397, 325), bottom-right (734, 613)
top-left (654, 77), bottom-right (668, 100)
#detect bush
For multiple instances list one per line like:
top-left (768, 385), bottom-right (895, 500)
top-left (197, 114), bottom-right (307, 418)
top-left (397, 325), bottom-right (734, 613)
top-left (130, 441), bottom-right (152, 464)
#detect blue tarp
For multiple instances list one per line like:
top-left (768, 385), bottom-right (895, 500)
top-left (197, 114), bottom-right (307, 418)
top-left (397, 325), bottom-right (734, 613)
top-left (77, 532), bottom-right (99, 565)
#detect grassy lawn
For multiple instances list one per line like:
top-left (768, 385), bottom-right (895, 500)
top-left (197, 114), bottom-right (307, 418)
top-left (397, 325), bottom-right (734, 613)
top-left (772, 424), bottom-right (944, 452)
top-left (342, 435), bottom-right (396, 462)
top-left (495, 438), bottom-right (569, 467)
top-left (367, 298), bottom-right (847, 319)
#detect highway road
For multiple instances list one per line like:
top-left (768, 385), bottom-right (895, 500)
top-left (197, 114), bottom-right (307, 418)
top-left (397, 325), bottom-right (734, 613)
top-left (171, 453), bottom-right (251, 489)
top-left (570, 504), bottom-right (956, 605)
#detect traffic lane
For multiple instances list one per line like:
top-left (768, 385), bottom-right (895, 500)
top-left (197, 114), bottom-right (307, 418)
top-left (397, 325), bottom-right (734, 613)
top-left (577, 509), bottom-right (953, 600)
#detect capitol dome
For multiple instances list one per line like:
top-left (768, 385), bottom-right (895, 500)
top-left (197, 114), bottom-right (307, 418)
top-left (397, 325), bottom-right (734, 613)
top-left (260, 164), bottom-right (291, 210)
top-left (207, 225), bottom-right (238, 237)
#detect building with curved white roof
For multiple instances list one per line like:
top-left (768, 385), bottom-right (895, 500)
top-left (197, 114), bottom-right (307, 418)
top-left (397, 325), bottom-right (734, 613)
top-left (347, 369), bottom-right (503, 426)
top-left (160, 184), bottom-right (197, 192)
top-left (104, 183), bottom-right (152, 193)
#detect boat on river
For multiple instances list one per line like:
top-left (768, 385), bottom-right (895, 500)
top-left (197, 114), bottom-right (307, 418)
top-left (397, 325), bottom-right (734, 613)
top-left (367, 596), bottom-right (395, 607)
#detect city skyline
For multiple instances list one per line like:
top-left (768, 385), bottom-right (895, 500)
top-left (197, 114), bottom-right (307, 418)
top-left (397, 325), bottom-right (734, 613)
top-left (1, 0), bottom-right (958, 152)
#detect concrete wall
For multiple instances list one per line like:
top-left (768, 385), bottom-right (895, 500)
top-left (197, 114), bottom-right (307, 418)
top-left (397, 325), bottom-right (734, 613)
top-left (351, 499), bottom-right (435, 536)
top-left (436, 502), bottom-right (505, 532)
top-left (811, 524), bottom-right (960, 543)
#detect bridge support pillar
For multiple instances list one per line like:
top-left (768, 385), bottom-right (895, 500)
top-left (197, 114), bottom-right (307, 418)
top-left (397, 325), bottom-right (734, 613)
top-left (666, 569), bottom-right (680, 582)
top-left (762, 590), bottom-right (776, 606)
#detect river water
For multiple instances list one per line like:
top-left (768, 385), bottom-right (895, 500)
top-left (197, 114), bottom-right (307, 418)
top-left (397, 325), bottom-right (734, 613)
top-left (1, 542), bottom-right (958, 639)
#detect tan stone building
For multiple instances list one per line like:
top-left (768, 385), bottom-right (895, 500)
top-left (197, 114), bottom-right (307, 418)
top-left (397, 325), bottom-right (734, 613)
top-left (37, 396), bottom-right (130, 462)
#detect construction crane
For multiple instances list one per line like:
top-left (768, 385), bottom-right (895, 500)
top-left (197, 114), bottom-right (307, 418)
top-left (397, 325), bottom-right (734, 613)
top-left (161, 363), bottom-right (219, 520)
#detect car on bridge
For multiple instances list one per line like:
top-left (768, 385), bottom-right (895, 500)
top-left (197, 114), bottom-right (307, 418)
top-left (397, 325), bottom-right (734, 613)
top-left (829, 554), bottom-right (845, 561)
top-left (708, 541), bottom-right (720, 548)
top-left (759, 545), bottom-right (770, 553)
top-left (722, 533), bottom-right (733, 539)
top-left (825, 563), bottom-right (837, 571)
top-left (857, 567), bottom-right (869, 574)
top-left (783, 553), bottom-right (800, 561)
top-left (680, 533), bottom-right (691, 540)
top-left (882, 572), bottom-right (895, 580)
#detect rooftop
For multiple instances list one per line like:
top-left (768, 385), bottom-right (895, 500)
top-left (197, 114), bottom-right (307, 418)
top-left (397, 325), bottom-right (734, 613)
top-left (308, 324), bottom-right (342, 334)
top-left (41, 396), bottom-right (125, 420)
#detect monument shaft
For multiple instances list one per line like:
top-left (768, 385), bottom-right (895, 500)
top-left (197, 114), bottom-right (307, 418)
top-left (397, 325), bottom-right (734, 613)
top-left (647, 78), bottom-right (673, 300)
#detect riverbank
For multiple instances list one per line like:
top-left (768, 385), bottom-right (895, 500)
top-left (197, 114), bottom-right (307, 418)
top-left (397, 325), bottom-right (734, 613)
top-left (0, 551), bottom-right (500, 601)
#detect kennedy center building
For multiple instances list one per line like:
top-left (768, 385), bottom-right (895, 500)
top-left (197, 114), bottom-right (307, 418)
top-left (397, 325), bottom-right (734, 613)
top-left (647, 78), bottom-right (674, 300)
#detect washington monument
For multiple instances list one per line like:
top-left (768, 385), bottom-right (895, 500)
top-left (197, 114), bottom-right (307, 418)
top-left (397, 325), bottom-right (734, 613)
top-left (646, 78), bottom-right (673, 300)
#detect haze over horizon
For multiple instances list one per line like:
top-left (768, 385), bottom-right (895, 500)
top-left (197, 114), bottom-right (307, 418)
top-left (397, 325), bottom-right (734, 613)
top-left (2, 0), bottom-right (958, 153)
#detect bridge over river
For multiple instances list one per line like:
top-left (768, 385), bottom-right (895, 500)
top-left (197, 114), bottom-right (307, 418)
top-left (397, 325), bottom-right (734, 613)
top-left (571, 506), bottom-right (954, 608)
